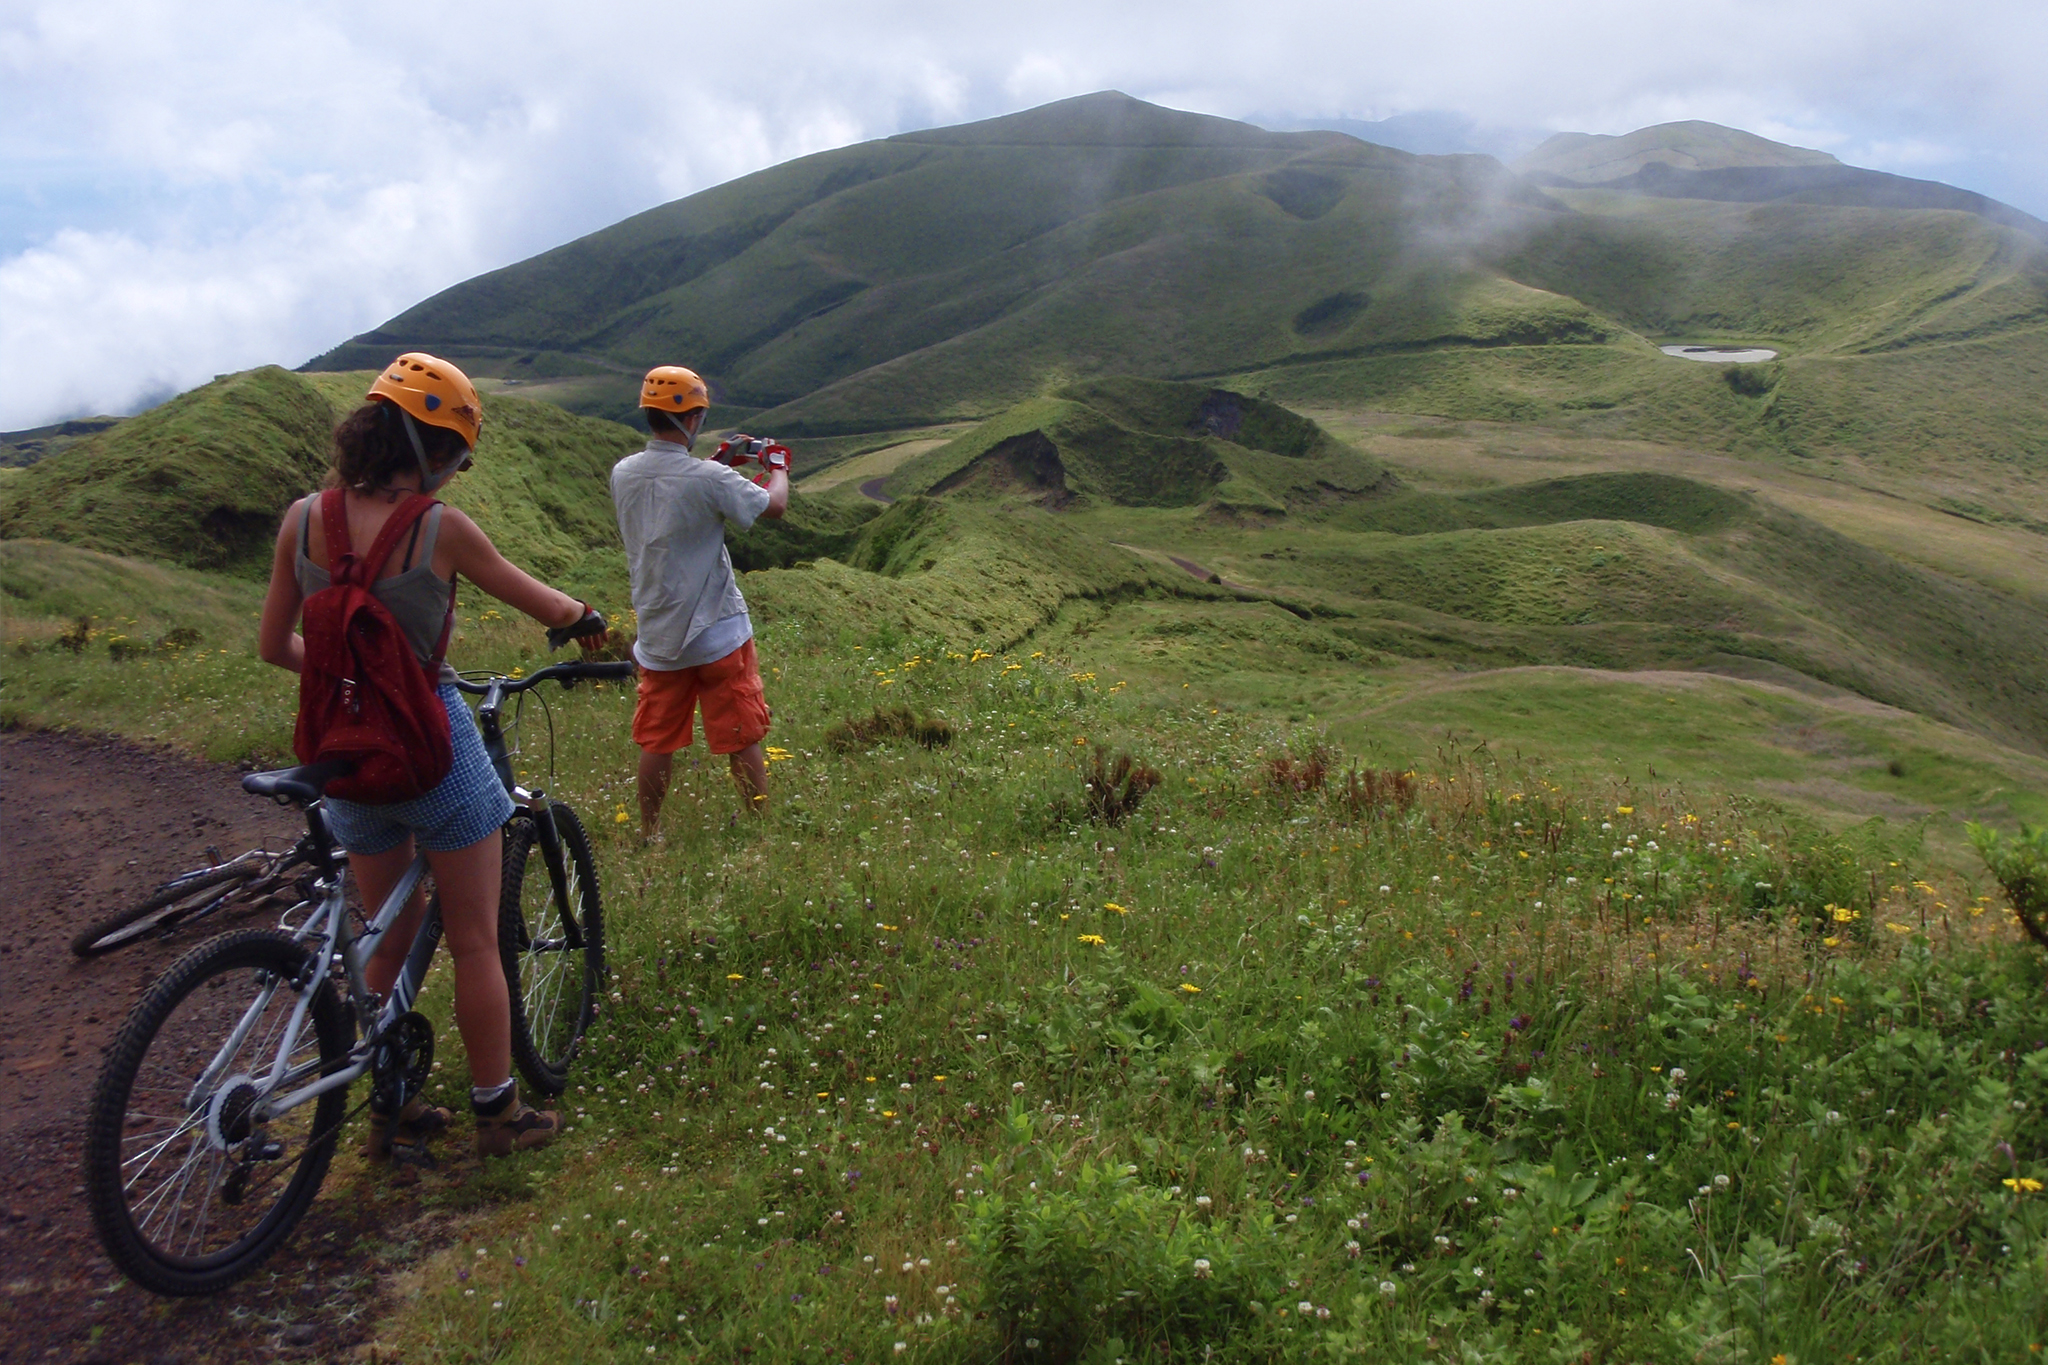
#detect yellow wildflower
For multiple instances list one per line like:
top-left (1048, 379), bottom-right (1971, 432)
top-left (1077, 933), bottom-right (1107, 946)
top-left (1180, 983), bottom-right (1201, 994)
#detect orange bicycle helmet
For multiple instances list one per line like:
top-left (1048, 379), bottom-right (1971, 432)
top-left (640, 365), bottom-right (710, 416)
top-left (368, 353), bottom-right (483, 449)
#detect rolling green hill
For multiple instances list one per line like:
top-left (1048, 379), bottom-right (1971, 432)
top-left (1516, 120), bottom-right (1841, 181)
top-left (0, 367), bottom-right (646, 585)
top-left (307, 95), bottom-right (2048, 493)
top-left (879, 377), bottom-right (1389, 515)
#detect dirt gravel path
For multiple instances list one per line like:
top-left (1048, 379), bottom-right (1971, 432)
top-left (0, 730), bottom-right (451, 1365)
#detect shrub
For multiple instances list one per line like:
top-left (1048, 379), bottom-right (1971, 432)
top-left (1082, 746), bottom-right (1159, 826)
top-left (53, 616), bottom-right (89, 654)
top-left (824, 705), bottom-right (953, 753)
top-left (965, 1116), bottom-right (1284, 1361)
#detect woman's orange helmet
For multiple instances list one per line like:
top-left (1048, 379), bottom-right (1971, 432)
top-left (368, 352), bottom-right (483, 450)
top-left (641, 365), bottom-right (709, 416)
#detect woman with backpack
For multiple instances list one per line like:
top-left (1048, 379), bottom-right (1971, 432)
top-left (256, 352), bottom-right (607, 1161)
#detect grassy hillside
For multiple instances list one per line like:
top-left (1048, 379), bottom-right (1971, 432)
top-left (306, 93), bottom-right (1612, 433)
top-left (0, 367), bottom-right (647, 587)
top-left (0, 367), bottom-right (335, 573)
top-left (1516, 120), bottom-right (1840, 180)
top-left (306, 93), bottom-right (2048, 495)
top-left (881, 379), bottom-right (1390, 517)
top-left (11, 569), bottom-right (2048, 1360)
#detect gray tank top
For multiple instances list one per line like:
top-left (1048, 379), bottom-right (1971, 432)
top-left (295, 499), bottom-right (460, 684)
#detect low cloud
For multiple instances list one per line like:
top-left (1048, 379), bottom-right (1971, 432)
top-left (2, 0), bottom-right (2043, 429)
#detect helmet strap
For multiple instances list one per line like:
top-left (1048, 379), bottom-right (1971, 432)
top-left (398, 408), bottom-right (467, 492)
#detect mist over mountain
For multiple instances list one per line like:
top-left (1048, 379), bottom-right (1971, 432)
top-left (1248, 111), bottom-right (1547, 161)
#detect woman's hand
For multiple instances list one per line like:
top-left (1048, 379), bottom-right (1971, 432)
top-left (547, 605), bottom-right (609, 653)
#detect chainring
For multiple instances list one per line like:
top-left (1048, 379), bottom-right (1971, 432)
top-left (368, 1010), bottom-right (435, 1116)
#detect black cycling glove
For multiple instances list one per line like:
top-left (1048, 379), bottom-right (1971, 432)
top-left (547, 604), bottom-right (607, 651)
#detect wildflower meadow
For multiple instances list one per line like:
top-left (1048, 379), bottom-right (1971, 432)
top-left (356, 627), bottom-right (2048, 1364)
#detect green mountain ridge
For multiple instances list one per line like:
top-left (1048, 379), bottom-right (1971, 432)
top-left (304, 94), bottom-right (2048, 487)
top-left (1514, 119), bottom-right (1841, 181)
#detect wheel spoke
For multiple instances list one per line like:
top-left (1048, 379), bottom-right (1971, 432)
top-left (90, 933), bottom-right (347, 1288)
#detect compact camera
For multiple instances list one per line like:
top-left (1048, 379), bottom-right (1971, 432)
top-left (713, 434), bottom-right (791, 472)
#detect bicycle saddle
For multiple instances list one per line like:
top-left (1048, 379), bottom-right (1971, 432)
top-left (241, 758), bottom-right (356, 805)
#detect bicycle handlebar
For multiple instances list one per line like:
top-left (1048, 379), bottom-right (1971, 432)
top-left (450, 660), bottom-right (636, 696)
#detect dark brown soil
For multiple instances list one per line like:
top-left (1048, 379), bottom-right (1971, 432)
top-left (0, 730), bottom-right (461, 1364)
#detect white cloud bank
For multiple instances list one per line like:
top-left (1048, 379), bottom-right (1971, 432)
top-left (2, 0), bottom-right (2043, 429)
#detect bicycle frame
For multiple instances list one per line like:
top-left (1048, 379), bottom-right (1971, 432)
top-left (208, 662), bottom-right (623, 1127)
top-left (189, 803), bottom-right (434, 1125)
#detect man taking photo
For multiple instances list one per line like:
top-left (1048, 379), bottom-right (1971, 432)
top-left (612, 365), bottom-right (789, 836)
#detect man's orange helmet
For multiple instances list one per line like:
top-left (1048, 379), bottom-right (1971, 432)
top-left (368, 352), bottom-right (483, 450)
top-left (641, 365), bottom-right (710, 416)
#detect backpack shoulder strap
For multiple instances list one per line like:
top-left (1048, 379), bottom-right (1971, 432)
top-left (319, 489), bottom-right (357, 585)
top-left (357, 494), bottom-right (441, 585)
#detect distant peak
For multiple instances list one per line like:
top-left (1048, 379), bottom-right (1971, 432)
top-left (891, 91), bottom-right (1318, 149)
top-left (1515, 120), bottom-right (1839, 183)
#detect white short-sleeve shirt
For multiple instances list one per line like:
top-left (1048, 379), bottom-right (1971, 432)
top-left (610, 439), bottom-right (772, 671)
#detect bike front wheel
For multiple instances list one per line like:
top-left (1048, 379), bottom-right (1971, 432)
top-left (500, 803), bottom-right (605, 1097)
top-left (84, 930), bottom-right (354, 1295)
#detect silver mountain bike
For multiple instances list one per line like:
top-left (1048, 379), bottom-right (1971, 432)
top-left (82, 659), bottom-right (628, 1295)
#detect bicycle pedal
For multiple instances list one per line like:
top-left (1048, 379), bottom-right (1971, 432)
top-left (389, 1139), bottom-right (438, 1170)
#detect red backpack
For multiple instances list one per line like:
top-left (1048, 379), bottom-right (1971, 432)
top-left (293, 489), bottom-right (456, 804)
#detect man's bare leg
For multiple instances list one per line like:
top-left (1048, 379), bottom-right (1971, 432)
top-left (638, 748), bottom-right (674, 839)
top-left (728, 742), bottom-right (768, 816)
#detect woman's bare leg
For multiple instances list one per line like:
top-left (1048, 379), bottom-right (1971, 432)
top-left (352, 841), bottom-right (426, 999)
top-left (424, 830), bottom-right (510, 1089)
top-left (349, 831), bottom-right (509, 1088)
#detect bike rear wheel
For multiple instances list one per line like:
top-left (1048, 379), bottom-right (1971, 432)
top-left (84, 930), bottom-right (353, 1295)
top-left (500, 804), bottom-right (604, 1097)
top-left (72, 861), bottom-right (265, 958)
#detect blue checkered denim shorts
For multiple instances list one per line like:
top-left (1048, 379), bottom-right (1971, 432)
top-left (324, 684), bottom-right (516, 855)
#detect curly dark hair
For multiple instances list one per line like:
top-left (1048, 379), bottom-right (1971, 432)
top-left (329, 401), bottom-right (470, 492)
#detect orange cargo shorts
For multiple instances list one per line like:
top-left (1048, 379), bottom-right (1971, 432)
top-left (632, 639), bottom-right (771, 756)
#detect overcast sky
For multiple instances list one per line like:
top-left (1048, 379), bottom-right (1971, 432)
top-left (2, 0), bottom-right (2043, 430)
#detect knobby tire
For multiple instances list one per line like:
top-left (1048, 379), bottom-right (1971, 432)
top-left (500, 804), bottom-right (604, 1097)
top-left (84, 930), bottom-right (353, 1295)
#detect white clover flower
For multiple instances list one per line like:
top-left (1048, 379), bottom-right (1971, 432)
top-left (1378, 1281), bottom-right (1396, 1297)
top-left (1192, 1258), bottom-right (1212, 1278)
